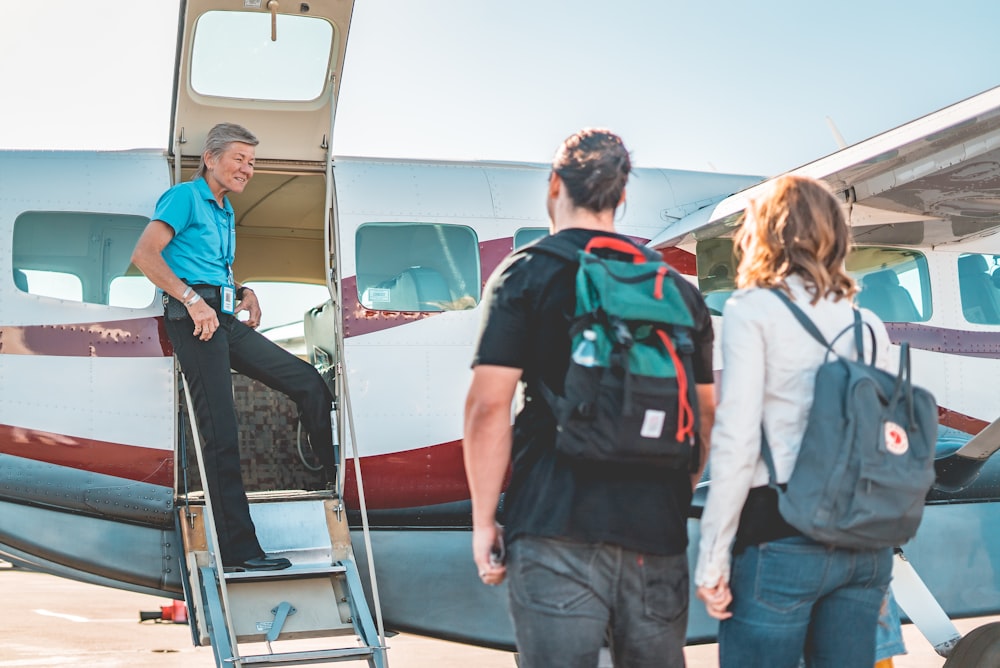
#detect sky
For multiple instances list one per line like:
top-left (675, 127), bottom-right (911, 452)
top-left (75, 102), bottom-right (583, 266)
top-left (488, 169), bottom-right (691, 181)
top-left (3, 1), bottom-right (999, 177)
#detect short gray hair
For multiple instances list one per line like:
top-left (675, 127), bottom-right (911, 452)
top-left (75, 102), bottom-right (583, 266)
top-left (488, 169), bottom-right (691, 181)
top-left (194, 123), bottom-right (259, 179)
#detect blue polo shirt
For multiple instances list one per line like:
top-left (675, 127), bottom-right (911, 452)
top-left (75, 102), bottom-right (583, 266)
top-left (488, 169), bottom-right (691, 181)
top-left (154, 177), bottom-right (235, 287)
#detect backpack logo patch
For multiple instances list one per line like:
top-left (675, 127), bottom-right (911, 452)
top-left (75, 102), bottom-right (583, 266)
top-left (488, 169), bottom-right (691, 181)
top-left (640, 409), bottom-right (666, 439)
top-left (884, 421), bottom-right (910, 455)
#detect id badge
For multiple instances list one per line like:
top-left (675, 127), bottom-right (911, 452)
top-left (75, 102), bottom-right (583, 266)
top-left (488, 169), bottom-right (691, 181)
top-left (221, 285), bottom-right (236, 314)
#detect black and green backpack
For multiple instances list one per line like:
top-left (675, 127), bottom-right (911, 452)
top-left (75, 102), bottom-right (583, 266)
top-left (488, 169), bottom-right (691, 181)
top-left (527, 234), bottom-right (701, 470)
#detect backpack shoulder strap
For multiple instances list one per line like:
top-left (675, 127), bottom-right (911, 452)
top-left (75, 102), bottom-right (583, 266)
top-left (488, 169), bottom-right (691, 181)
top-left (771, 288), bottom-right (881, 365)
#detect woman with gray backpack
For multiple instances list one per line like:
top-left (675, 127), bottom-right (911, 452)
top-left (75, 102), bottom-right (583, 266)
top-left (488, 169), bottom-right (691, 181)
top-left (693, 174), bottom-right (936, 667)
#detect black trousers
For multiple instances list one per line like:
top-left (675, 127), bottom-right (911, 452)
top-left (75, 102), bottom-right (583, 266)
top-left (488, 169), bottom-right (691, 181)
top-left (165, 298), bottom-right (335, 565)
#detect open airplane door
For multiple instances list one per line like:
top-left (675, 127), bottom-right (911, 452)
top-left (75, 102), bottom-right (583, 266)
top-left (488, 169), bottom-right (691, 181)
top-left (171, 0), bottom-right (353, 168)
top-left (169, 0), bottom-right (353, 283)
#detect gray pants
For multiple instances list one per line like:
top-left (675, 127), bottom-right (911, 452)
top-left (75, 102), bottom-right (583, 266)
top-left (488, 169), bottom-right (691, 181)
top-left (507, 535), bottom-right (689, 668)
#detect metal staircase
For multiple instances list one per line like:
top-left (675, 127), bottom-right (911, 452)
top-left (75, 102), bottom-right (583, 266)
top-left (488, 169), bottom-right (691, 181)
top-left (177, 375), bottom-right (387, 668)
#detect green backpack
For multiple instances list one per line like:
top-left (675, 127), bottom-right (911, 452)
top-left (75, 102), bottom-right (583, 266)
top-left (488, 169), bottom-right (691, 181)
top-left (528, 234), bottom-right (701, 469)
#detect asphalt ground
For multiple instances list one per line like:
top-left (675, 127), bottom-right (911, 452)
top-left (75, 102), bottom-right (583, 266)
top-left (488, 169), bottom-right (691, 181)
top-left (0, 563), bottom-right (993, 667)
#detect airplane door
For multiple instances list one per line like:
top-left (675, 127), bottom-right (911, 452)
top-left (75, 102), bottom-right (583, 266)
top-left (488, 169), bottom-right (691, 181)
top-left (168, 0), bottom-right (354, 494)
top-left (170, 0), bottom-right (354, 171)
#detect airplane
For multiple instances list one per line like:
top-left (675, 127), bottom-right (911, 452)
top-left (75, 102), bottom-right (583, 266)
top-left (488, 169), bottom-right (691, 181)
top-left (1, 0), bottom-right (999, 665)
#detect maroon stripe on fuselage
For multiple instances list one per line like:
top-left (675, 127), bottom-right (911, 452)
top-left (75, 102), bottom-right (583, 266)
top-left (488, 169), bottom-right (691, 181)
top-left (0, 424), bottom-right (173, 487)
top-left (341, 439), bottom-right (472, 509)
top-left (885, 323), bottom-right (1000, 359)
top-left (659, 247), bottom-right (697, 275)
top-left (0, 420), bottom-right (471, 509)
top-left (0, 317), bottom-right (171, 357)
top-left (938, 408), bottom-right (990, 434)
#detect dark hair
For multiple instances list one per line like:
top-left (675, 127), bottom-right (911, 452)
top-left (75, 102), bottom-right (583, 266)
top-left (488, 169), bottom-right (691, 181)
top-left (552, 128), bottom-right (631, 213)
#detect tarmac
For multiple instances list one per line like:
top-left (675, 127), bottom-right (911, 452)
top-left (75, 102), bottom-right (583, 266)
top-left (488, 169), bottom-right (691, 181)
top-left (0, 561), bottom-right (992, 667)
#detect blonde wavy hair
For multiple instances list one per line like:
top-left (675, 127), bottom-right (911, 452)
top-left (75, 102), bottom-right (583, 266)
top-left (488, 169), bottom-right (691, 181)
top-left (735, 175), bottom-right (857, 304)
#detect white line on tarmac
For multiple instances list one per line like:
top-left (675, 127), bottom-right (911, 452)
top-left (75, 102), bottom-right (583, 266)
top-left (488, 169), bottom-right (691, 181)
top-left (32, 609), bottom-right (135, 623)
top-left (0, 658), bottom-right (87, 666)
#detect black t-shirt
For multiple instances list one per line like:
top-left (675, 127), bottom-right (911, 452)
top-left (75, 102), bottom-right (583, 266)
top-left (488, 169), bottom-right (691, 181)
top-left (472, 228), bottom-right (715, 555)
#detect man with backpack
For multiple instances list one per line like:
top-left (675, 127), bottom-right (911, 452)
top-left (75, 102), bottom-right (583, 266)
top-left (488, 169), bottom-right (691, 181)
top-left (463, 128), bottom-right (716, 668)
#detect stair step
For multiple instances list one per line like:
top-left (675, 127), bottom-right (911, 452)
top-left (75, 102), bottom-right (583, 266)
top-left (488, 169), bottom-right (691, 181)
top-left (224, 562), bottom-right (347, 582)
top-left (231, 646), bottom-right (375, 666)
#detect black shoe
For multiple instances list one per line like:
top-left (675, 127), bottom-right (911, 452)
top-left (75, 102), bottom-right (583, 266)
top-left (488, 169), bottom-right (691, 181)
top-left (224, 555), bottom-right (292, 572)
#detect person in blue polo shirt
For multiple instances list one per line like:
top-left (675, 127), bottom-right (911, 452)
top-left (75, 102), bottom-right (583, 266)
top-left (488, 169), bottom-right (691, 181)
top-left (132, 122), bottom-right (336, 572)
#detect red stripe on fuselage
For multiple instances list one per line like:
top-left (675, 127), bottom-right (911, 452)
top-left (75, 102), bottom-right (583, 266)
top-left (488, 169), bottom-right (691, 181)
top-left (0, 424), bottom-right (173, 487)
top-left (885, 322), bottom-right (1000, 358)
top-left (659, 247), bottom-right (697, 275)
top-left (341, 439), bottom-right (472, 509)
top-left (0, 420), bottom-right (471, 509)
top-left (938, 408), bottom-right (990, 434)
top-left (0, 317), bottom-right (171, 357)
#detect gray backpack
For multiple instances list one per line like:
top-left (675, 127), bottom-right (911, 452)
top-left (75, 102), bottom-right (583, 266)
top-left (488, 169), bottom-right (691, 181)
top-left (760, 289), bottom-right (938, 549)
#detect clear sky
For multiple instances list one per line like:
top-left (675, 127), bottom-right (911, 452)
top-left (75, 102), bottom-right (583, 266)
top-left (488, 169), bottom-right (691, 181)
top-left (3, 0), bottom-right (998, 177)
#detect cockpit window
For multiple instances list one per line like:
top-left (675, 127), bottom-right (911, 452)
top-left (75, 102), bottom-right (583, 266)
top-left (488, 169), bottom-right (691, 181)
top-left (957, 253), bottom-right (1000, 324)
top-left (848, 248), bottom-right (931, 323)
top-left (514, 227), bottom-right (549, 250)
top-left (190, 11), bottom-right (333, 102)
top-left (695, 240), bottom-right (932, 322)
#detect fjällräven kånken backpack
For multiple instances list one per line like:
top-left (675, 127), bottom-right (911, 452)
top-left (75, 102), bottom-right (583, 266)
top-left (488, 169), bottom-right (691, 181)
top-left (527, 235), bottom-right (700, 469)
top-left (762, 289), bottom-right (938, 549)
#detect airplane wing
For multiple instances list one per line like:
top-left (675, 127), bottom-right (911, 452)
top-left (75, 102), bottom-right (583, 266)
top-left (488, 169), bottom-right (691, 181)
top-left (651, 86), bottom-right (1000, 248)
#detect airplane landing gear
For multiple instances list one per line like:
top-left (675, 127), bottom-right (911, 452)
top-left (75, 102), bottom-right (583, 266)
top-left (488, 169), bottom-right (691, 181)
top-left (943, 621), bottom-right (1000, 667)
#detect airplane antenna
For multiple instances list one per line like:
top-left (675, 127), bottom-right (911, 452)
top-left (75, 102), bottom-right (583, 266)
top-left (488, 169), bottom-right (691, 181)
top-left (825, 116), bottom-right (848, 150)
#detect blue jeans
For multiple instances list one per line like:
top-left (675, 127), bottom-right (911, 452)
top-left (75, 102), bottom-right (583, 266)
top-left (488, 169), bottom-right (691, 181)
top-left (719, 536), bottom-right (892, 668)
top-left (876, 589), bottom-right (906, 661)
top-left (507, 535), bottom-right (689, 668)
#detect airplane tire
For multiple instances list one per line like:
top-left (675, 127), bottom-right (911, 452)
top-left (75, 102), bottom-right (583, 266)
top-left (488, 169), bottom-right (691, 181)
top-left (943, 621), bottom-right (1000, 667)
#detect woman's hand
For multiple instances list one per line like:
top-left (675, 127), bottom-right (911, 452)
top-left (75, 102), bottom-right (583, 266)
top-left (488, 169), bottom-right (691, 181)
top-left (188, 299), bottom-right (220, 341)
top-left (235, 288), bottom-right (262, 329)
top-left (696, 579), bottom-right (733, 620)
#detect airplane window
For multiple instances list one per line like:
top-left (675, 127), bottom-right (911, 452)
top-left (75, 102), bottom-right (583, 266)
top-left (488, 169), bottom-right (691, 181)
top-left (695, 239), bottom-right (738, 316)
top-left (848, 248), bottom-right (931, 323)
top-left (957, 253), bottom-right (1000, 325)
top-left (514, 227), bottom-right (549, 249)
top-left (696, 240), bottom-right (932, 323)
top-left (12, 211), bottom-right (155, 308)
top-left (17, 270), bottom-right (83, 302)
top-left (355, 223), bottom-right (481, 312)
top-left (109, 276), bottom-right (157, 309)
top-left (191, 11), bottom-right (334, 102)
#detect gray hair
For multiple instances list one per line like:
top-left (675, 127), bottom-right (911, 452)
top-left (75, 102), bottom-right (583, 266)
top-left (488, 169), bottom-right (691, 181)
top-left (194, 123), bottom-right (259, 179)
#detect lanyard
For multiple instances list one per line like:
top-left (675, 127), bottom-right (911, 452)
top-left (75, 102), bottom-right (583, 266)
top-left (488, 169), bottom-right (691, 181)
top-left (218, 203), bottom-right (235, 286)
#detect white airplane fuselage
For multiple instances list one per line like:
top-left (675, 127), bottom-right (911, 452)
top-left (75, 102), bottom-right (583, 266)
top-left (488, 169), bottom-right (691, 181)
top-left (2, 143), bottom-right (1000, 647)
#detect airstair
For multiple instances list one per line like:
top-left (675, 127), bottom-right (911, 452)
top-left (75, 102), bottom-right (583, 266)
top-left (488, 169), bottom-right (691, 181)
top-left (176, 375), bottom-right (387, 668)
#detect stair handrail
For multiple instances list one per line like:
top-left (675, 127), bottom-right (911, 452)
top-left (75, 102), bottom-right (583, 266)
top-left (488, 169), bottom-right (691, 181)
top-left (180, 370), bottom-right (242, 665)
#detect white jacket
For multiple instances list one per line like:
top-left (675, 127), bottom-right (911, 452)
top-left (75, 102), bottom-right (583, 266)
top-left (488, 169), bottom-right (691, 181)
top-left (694, 274), bottom-right (892, 588)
